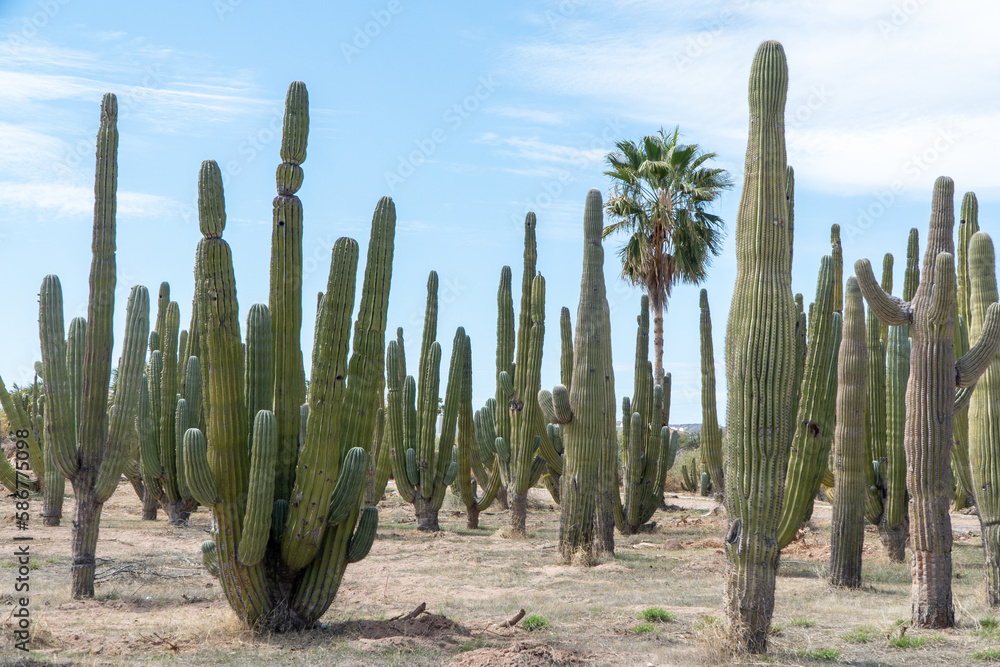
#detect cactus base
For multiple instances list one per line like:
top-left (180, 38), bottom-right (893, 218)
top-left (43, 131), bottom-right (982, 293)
top-left (42, 514), bottom-right (61, 527)
top-left (141, 485), bottom-right (160, 521)
top-left (878, 520), bottom-right (908, 564)
top-left (912, 542), bottom-right (955, 627)
top-left (510, 492), bottom-right (528, 536)
top-left (983, 525), bottom-right (1000, 608)
top-left (415, 496), bottom-right (441, 532)
top-left (70, 494), bottom-right (102, 599)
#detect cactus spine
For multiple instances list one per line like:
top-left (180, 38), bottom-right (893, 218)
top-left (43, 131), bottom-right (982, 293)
top-left (541, 189), bottom-right (616, 564)
top-left (723, 41), bottom-right (796, 653)
top-left (855, 176), bottom-right (1000, 628)
top-left (38, 93), bottom-right (151, 598)
top-left (968, 230), bottom-right (1000, 606)
top-left (186, 82), bottom-right (394, 632)
top-left (829, 277), bottom-right (868, 589)
top-left (699, 289), bottom-right (724, 493)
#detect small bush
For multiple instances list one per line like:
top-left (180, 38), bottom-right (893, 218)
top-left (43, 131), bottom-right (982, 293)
top-left (693, 615), bottom-right (721, 630)
top-left (522, 615), bottom-right (549, 631)
top-left (795, 648), bottom-right (840, 660)
top-left (842, 626), bottom-right (879, 644)
top-left (974, 648), bottom-right (1000, 661)
top-left (632, 623), bottom-right (657, 634)
top-left (976, 618), bottom-right (1000, 638)
top-left (889, 635), bottom-right (927, 648)
top-left (790, 617), bottom-right (816, 628)
top-left (638, 607), bottom-right (675, 623)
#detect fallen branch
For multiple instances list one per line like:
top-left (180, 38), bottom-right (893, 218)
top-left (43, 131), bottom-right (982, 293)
top-left (501, 609), bottom-right (526, 628)
top-left (388, 602), bottom-right (427, 622)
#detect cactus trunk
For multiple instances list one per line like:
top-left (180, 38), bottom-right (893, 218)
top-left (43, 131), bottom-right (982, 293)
top-left (723, 41), bottom-right (795, 653)
top-left (829, 278), bottom-right (868, 588)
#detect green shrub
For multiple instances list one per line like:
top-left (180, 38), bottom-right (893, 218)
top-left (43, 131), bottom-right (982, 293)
top-left (790, 617), bottom-right (816, 628)
top-left (974, 648), bottom-right (1000, 662)
top-left (638, 607), bottom-right (674, 623)
top-left (842, 626), bottom-right (879, 643)
top-left (632, 623), bottom-right (657, 634)
top-left (795, 648), bottom-right (840, 660)
top-left (523, 615), bottom-right (549, 631)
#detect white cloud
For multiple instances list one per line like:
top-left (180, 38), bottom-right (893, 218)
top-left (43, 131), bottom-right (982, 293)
top-left (0, 182), bottom-right (179, 219)
top-left (504, 0), bottom-right (1000, 197)
top-left (487, 106), bottom-right (564, 125)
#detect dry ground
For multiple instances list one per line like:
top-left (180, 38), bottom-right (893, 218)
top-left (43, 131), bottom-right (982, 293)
top-left (2, 474), bottom-right (1000, 666)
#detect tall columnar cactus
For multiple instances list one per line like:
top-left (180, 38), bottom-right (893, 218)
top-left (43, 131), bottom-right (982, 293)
top-left (855, 176), bottom-right (1000, 628)
top-left (832, 224), bottom-right (843, 312)
top-left (496, 215), bottom-right (562, 535)
top-left (455, 330), bottom-right (502, 529)
top-left (968, 230), bottom-right (1000, 606)
top-left (903, 228), bottom-right (920, 301)
top-left (699, 289), bottom-right (724, 493)
top-left (829, 277), bottom-right (868, 589)
top-left (723, 41), bottom-right (796, 653)
top-left (386, 273), bottom-right (463, 532)
top-left (0, 371), bottom-right (45, 495)
top-left (540, 188), bottom-right (615, 564)
top-left (952, 195), bottom-right (980, 510)
top-left (138, 291), bottom-right (201, 525)
top-left (880, 322), bottom-right (910, 562)
top-left (776, 256), bottom-right (837, 548)
top-left (38, 93), bottom-right (151, 599)
top-left (184, 82), bottom-right (394, 632)
top-left (605, 295), bottom-right (675, 534)
top-left (863, 256), bottom-right (891, 528)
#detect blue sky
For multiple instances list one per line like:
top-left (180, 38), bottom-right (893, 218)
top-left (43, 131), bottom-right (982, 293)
top-left (1, 1), bottom-right (997, 423)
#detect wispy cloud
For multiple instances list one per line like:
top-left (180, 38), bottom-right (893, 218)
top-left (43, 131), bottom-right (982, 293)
top-left (487, 105), bottom-right (564, 125)
top-left (503, 0), bottom-right (1000, 197)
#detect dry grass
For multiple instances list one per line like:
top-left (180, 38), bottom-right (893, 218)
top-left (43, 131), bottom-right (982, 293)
top-left (0, 481), bottom-right (998, 665)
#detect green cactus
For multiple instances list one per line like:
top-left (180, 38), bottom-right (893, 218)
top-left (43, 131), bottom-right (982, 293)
top-left (37, 92), bottom-right (151, 599)
top-left (386, 273), bottom-right (465, 532)
top-left (455, 329), bottom-right (502, 529)
top-left (967, 230), bottom-right (1000, 606)
top-left (862, 256), bottom-right (890, 528)
top-left (952, 195), bottom-right (979, 510)
top-left (180, 82), bottom-right (395, 632)
top-left (776, 256), bottom-right (836, 548)
top-left (495, 215), bottom-right (561, 536)
top-left (699, 289), bottom-right (724, 494)
top-left (855, 176), bottom-right (1000, 628)
top-left (880, 322), bottom-right (910, 562)
top-left (608, 295), bottom-right (674, 534)
top-left (829, 277), bottom-right (868, 589)
top-left (723, 41), bottom-right (796, 653)
top-left (540, 189), bottom-right (616, 564)
top-left (138, 292), bottom-right (201, 525)
top-left (680, 458), bottom-right (698, 493)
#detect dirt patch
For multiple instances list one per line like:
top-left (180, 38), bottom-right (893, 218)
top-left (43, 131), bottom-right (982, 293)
top-left (449, 641), bottom-right (591, 666)
top-left (333, 607), bottom-right (470, 641)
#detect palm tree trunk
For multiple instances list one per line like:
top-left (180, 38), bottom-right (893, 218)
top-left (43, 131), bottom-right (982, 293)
top-left (649, 288), bottom-right (665, 394)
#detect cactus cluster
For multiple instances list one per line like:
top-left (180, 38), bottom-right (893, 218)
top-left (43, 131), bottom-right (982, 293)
top-left (612, 294), bottom-right (676, 533)
top-left (183, 83), bottom-right (393, 631)
top-left (38, 93), bottom-right (152, 598)
top-left (386, 273), bottom-right (467, 532)
top-left (856, 176), bottom-right (1000, 628)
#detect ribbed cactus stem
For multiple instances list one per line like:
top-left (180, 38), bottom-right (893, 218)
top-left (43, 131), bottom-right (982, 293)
top-left (723, 41), bottom-right (794, 653)
top-left (967, 231), bottom-right (1000, 606)
top-left (553, 188), bottom-right (615, 564)
top-left (881, 323), bottom-right (910, 562)
top-left (831, 224), bottom-right (843, 313)
top-left (777, 256), bottom-right (836, 548)
top-left (270, 82), bottom-right (309, 502)
top-left (699, 289), bottom-right (724, 493)
top-left (829, 277), bottom-right (868, 589)
top-left (903, 228), bottom-right (919, 302)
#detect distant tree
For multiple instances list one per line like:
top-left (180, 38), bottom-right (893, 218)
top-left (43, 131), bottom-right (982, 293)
top-left (603, 128), bottom-right (733, 392)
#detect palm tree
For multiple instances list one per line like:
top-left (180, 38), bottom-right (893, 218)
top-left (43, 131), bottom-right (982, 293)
top-left (603, 127), bottom-right (733, 393)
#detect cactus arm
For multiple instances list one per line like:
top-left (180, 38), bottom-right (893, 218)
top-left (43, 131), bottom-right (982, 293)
top-left (346, 506), bottom-right (378, 563)
top-left (184, 427), bottom-right (220, 507)
top-left (855, 259), bottom-right (912, 325)
top-left (95, 285), bottom-right (150, 503)
top-left (956, 385), bottom-right (975, 412)
top-left (0, 375), bottom-right (44, 483)
top-left (237, 410), bottom-right (277, 566)
top-left (957, 302), bottom-right (1000, 387)
top-left (244, 304), bottom-right (274, 437)
top-left (560, 306), bottom-right (573, 391)
top-left (281, 238), bottom-right (358, 571)
top-left (386, 340), bottom-right (416, 502)
top-left (38, 275), bottom-right (80, 479)
top-left (325, 447), bottom-right (367, 526)
top-left (137, 376), bottom-right (164, 499)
